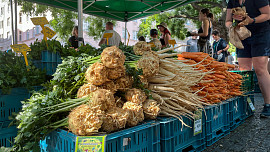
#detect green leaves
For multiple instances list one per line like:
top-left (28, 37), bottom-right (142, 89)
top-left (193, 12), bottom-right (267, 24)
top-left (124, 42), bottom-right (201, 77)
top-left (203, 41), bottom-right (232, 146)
top-left (0, 51), bottom-right (46, 94)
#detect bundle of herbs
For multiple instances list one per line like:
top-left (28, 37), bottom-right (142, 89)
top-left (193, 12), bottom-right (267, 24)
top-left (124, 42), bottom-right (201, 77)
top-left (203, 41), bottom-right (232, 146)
top-left (0, 51), bottom-right (46, 94)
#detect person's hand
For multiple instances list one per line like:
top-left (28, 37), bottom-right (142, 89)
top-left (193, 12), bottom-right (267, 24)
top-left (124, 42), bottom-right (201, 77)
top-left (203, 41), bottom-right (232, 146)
top-left (232, 14), bottom-right (245, 21)
top-left (217, 50), bottom-right (223, 55)
top-left (186, 31), bottom-right (192, 37)
top-left (75, 48), bottom-right (79, 52)
top-left (238, 15), bottom-right (253, 26)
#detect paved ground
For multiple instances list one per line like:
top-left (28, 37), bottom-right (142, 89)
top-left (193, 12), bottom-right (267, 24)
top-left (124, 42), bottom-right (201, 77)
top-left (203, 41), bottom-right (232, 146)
top-left (204, 93), bottom-right (270, 152)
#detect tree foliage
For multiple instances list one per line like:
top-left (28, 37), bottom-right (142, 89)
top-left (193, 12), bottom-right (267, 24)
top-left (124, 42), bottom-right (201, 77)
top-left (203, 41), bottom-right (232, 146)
top-left (85, 16), bottom-right (116, 40)
top-left (18, 1), bottom-right (76, 42)
top-left (50, 8), bottom-right (77, 41)
top-left (138, 0), bottom-right (229, 41)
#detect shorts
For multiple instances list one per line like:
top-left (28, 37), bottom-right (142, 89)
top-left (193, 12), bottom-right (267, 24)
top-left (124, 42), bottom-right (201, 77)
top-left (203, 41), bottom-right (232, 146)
top-left (236, 30), bottom-right (270, 58)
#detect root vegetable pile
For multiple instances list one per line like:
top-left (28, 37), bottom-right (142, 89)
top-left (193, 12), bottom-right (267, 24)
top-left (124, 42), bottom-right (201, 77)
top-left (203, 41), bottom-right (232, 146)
top-left (177, 52), bottom-right (243, 104)
top-left (133, 43), bottom-right (209, 125)
top-left (69, 46), bottom-right (160, 136)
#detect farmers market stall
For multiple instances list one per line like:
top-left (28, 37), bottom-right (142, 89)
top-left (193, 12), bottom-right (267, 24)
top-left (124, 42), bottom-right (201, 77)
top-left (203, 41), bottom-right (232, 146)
top-left (0, 39), bottom-right (256, 152)
top-left (1, 1), bottom-right (256, 152)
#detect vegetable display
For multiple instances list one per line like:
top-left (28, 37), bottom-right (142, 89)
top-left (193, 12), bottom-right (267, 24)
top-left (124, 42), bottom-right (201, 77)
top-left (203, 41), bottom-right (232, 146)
top-left (8, 43), bottom-right (244, 152)
top-left (177, 52), bottom-right (242, 103)
top-left (0, 51), bottom-right (46, 94)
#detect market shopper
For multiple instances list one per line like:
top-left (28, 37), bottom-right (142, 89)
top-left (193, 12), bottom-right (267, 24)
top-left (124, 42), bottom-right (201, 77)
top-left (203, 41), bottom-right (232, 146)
top-left (226, 0), bottom-right (270, 117)
top-left (149, 29), bottom-right (162, 50)
top-left (186, 31), bottom-right (198, 52)
top-left (99, 22), bottom-right (121, 47)
top-left (212, 30), bottom-right (229, 62)
top-left (190, 9), bottom-right (213, 53)
top-left (157, 22), bottom-right (171, 48)
top-left (68, 26), bottom-right (84, 49)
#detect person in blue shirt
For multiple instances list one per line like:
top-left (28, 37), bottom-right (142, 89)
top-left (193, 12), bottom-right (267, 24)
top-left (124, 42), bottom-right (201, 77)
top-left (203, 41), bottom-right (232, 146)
top-left (186, 31), bottom-right (198, 52)
top-left (226, 0), bottom-right (270, 117)
top-left (212, 30), bottom-right (229, 62)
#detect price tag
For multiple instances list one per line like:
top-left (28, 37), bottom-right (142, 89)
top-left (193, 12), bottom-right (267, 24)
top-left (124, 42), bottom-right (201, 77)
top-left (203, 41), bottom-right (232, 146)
top-left (30, 17), bottom-right (49, 25)
top-left (10, 44), bottom-right (31, 53)
top-left (194, 110), bottom-right (202, 136)
top-left (168, 39), bottom-right (176, 47)
top-left (41, 26), bottom-right (56, 39)
top-left (75, 136), bottom-right (106, 152)
top-left (10, 44), bottom-right (31, 70)
top-left (123, 138), bottom-right (130, 146)
top-left (31, 17), bottom-right (49, 46)
top-left (148, 42), bottom-right (156, 48)
top-left (103, 33), bottom-right (113, 45)
top-left (247, 97), bottom-right (255, 112)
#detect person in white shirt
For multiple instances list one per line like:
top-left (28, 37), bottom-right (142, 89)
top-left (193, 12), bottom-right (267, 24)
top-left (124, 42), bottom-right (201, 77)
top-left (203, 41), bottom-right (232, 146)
top-left (99, 22), bottom-right (121, 47)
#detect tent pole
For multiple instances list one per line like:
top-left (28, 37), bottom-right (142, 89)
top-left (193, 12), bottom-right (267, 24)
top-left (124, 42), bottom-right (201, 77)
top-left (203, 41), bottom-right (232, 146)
top-left (14, 0), bottom-right (18, 44)
top-left (124, 21), bottom-right (127, 45)
top-left (10, 0), bottom-right (14, 45)
top-left (78, 0), bottom-right (83, 47)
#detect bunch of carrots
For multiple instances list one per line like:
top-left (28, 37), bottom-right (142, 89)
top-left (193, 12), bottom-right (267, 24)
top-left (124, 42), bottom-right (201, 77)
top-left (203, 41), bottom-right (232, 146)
top-left (178, 52), bottom-right (243, 104)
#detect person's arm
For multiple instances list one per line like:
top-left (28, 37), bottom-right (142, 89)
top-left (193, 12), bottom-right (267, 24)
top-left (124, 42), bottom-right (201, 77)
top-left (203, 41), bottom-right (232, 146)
top-left (164, 33), bottom-right (171, 46)
top-left (217, 44), bottom-right (229, 55)
top-left (226, 9), bottom-right (233, 28)
top-left (194, 20), bottom-right (209, 37)
top-left (239, 5), bottom-right (270, 26)
top-left (99, 39), bottom-right (106, 46)
top-left (99, 32), bottom-right (106, 46)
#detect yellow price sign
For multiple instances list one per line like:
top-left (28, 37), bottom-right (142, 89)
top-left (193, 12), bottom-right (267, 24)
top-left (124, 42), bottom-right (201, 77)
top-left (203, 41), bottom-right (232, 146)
top-left (168, 39), bottom-right (176, 47)
top-left (148, 42), bottom-right (156, 48)
top-left (10, 44), bottom-right (31, 53)
top-left (75, 136), bottom-right (106, 152)
top-left (41, 26), bottom-right (56, 39)
top-left (30, 17), bottom-right (49, 25)
top-left (31, 17), bottom-right (49, 46)
top-left (10, 44), bottom-right (31, 70)
top-left (103, 33), bottom-right (113, 45)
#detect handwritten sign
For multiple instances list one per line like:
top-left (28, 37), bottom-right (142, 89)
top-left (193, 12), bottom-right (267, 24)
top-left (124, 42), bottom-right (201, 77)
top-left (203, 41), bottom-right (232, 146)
top-left (30, 17), bottom-right (49, 25)
top-left (148, 42), bottom-right (156, 48)
top-left (193, 110), bottom-right (202, 136)
top-left (103, 33), bottom-right (113, 45)
top-left (41, 26), bottom-right (56, 39)
top-left (168, 40), bottom-right (176, 47)
top-left (10, 44), bottom-right (31, 53)
top-left (75, 136), bottom-right (106, 152)
top-left (247, 97), bottom-right (255, 112)
top-left (10, 44), bottom-right (31, 70)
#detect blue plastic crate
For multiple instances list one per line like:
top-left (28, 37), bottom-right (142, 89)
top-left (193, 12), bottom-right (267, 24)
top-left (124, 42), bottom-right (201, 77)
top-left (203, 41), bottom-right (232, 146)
top-left (229, 96), bottom-right (245, 131)
top-left (0, 88), bottom-right (30, 127)
top-left (205, 101), bottom-right (230, 146)
top-left (40, 121), bottom-right (160, 152)
top-left (56, 52), bottom-right (62, 63)
top-left (42, 51), bottom-right (61, 63)
top-left (42, 51), bottom-right (53, 62)
top-left (159, 114), bottom-right (206, 152)
top-left (42, 62), bottom-right (58, 75)
top-left (0, 126), bottom-right (18, 147)
top-left (32, 60), bottom-right (43, 69)
top-left (243, 92), bottom-right (255, 119)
